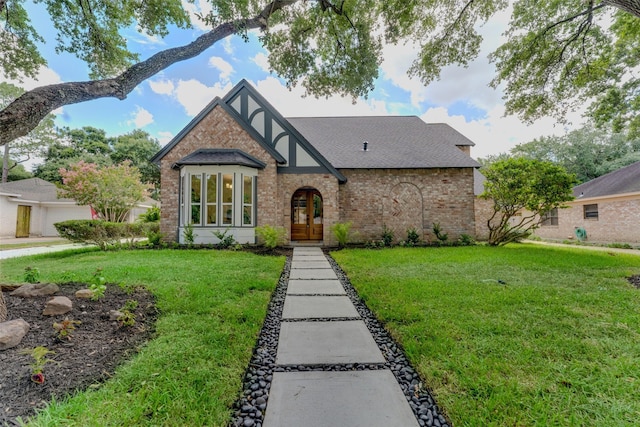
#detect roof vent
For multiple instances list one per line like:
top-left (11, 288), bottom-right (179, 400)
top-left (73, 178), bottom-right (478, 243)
top-left (363, 141), bottom-right (369, 151)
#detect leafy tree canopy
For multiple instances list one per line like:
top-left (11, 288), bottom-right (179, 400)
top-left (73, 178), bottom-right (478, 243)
top-left (0, 0), bottom-right (639, 145)
top-left (0, 155), bottom-right (32, 181)
top-left (478, 126), bottom-right (640, 183)
top-left (481, 157), bottom-right (577, 246)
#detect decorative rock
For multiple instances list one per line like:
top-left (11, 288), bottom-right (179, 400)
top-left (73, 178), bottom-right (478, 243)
top-left (75, 289), bottom-right (94, 299)
top-left (11, 283), bottom-right (59, 298)
top-left (42, 296), bottom-right (73, 316)
top-left (109, 310), bottom-right (123, 321)
top-left (0, 318), bottom-right (30, 350)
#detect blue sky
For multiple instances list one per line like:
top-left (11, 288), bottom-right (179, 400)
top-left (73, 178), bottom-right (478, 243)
top-left (7, 1), bottom-right (586, 164)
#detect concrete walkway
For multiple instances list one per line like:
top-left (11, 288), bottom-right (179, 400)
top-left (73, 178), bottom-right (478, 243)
top-left (263, 247), bottom-right (419, 427)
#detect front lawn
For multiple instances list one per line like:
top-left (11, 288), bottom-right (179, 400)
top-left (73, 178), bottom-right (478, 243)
top-left (0, 249), bottom-right (285, 426)
top-left (332, 245), bottom-right (640, 426)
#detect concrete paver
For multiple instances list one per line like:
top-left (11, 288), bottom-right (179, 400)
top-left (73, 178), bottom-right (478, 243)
top-left (282, 295), bottom-right (359, 319)
top-left (276, 320), bottom-right (385, 365)
top-left (289, 268), bottom-right (338, 280)
top-left (289, 255), bottom-right (327, 261)
top-left (290, 260), bottom-right (332, 269)
top-left (287, 279), bottom-right (345, 295)
top-left (263, 370), bottom-right (420, 427)
top-left (293, 247), bottom-right (324, 255)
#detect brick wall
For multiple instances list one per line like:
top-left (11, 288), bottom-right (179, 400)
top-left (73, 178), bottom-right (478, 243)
top-left (474, 197), bottom-right (494, 241)
top-left (277, 173), bottom-right (340, 245)
top-left (533, 197), bottom-right (640, 244)
top-left (159, 106), bottom-right (279, 241)
top-left (337, 168), bottom-right (476, 243)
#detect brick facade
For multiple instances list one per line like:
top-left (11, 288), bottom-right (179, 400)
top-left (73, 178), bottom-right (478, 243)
top-left (159, 106), bottom-right (279, 241)
top-left (158, 102), bottom-right (479, 246)
top-left (338, 168), bottom-right (476, 243)
top-left (533, 196), bottom-right (640, 244)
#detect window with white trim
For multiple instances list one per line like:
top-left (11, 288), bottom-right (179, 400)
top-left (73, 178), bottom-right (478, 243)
top-left (541, 207), bottom-right (558, 226)
top-left (180, 166), bottom-right (256, 227)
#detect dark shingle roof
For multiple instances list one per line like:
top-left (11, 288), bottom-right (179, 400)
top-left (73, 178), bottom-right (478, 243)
top-left (286, 117), bottom-right (480, 169)
top-left (573, 161), bottom-right (640, 198)
top-left (173, 149), bottom-right (266, 169)
top-left (0, 178), bottom-right (72, 202)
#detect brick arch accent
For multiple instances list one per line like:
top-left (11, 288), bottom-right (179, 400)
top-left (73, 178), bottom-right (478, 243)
top-left (383, 182), bottom-right (424, 241)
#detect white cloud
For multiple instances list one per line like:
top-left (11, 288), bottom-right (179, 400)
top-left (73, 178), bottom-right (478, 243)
top-left (128, 106), bottom-right (154, 128)
top-left (157, 131), bottom-right (174, 146)
top-left (149, 79), bottom-right (175, 95)
top-left (208, 56), bottom-right (234, 82)
top-left (7, 65), bottom-right (63, 90)
top-left (251, 53), bottom-right (271, 73)
top-left (175, 79), bottom-right (232, 116)
top-left (133, 32), bottom-right (165, 46)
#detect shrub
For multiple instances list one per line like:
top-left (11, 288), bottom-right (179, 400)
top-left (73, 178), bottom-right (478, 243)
top-left (405, 227), bottom-right (422, 246)
top-left (331, 222), bottom-right (352, 247)
top-left (138, 206), bottom-right (160, 222)
top-left (55, 220), bottom-right (157, 250)
top-left (212, 228), bottom-right (236, 249)
top-left (458, 234), bottom-right (476, 246)
top-left (183, 223), bottom-right (196, 245)
top-left (432, 223), bottom-right (448, 244)
top-left (381, 225), bottom-right (394, 247)
top-left (255, 225), bottom-right (287, 249)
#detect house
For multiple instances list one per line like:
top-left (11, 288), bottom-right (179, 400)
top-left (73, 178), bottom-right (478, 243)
top-left (0, 178), bottom-right (156, 238)
top-left (151, 80), bottom-right (481, 246)
top-left (533, 161), bottom-right (640, 244)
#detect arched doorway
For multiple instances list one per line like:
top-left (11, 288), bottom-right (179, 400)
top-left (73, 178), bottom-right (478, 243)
top-left (291, 189), bottom-right (323, 241)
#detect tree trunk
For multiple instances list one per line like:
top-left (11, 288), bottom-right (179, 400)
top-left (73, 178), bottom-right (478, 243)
top-left (2, 143), bottom-right (9, 183)
top-left (0, 291), bottom-right (7, 322)
top-left (0, 0), bottom-right (298, 147)
top-left (605, 0), bottom-right (640, 17)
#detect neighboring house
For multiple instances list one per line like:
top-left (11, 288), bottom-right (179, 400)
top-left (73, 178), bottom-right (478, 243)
top-left (533, 161), bottom-right (640, 244)
top-left (0, 178), bottom-right (157, 238)
top-left (152, 80), bottom-right (480, 246)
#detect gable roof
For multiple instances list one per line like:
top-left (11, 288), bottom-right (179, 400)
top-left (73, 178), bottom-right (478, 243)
top-left (286, 117), bottom-right (480, 169)
top-left (574, 161), bottom-right (640, 198)
top-left (0, 178), bottom-right (73, 202)
top-left (173, 149), bottom-right (266, 169)
top-left (150, 96), bottom-right (286, 165)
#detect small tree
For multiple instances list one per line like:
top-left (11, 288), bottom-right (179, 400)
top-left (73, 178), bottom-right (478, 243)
top-left (59, 161), bottom-right (146, 222)
top-left (481, 158), bottom-right (577, 246)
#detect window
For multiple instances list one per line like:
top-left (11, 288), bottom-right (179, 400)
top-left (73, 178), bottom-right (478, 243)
top-left (541, 208), bottom-right (558, 226)
top-left (583, 204), bottom-right (598, 220)
top-left (181, 167), bottom-right (256, 227)
top-left (243, 175), bottom-right (254, 226)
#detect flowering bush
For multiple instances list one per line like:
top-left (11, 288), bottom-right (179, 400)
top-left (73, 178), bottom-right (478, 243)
top-left (58, 161), bottom-right (146, 222)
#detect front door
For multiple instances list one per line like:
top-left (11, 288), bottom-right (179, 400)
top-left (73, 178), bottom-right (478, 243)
top-left (16, 205), bottom-right (31, 238)
top-left (291, 189), bottom-right (323, 241)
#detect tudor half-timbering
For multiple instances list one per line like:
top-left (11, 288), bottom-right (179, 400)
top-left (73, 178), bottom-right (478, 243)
top-left (152, 80), bottom-right (480, 245)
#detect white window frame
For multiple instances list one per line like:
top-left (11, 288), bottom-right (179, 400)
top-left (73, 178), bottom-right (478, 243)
top-left (180, 166), bottom-right (257, 227)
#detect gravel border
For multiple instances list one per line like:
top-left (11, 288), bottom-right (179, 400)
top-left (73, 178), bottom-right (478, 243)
top-left (229, 252), bottom-right (451, 427)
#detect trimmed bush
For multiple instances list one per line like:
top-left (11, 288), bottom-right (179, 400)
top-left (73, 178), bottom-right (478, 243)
top-left (55, 220), bottom-right (158, 250)
top-left (255, 225), bottom-right (287, 249)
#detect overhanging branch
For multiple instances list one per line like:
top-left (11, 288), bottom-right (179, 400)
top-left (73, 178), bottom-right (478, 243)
top-left (0, 0), bottom-right (300, 146)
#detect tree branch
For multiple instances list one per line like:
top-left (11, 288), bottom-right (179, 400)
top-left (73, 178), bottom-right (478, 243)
top-left (0, 0), bottom-right (299, 146)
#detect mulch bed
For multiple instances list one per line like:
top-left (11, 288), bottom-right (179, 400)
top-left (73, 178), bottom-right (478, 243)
top-left (0, 283), bottom-right (156, 426)
top-left (629, 274), bottom-right (640, 289)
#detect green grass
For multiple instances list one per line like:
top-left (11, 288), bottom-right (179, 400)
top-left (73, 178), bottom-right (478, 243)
top-left (0, 249), bottom-right (285, 426)
top-left (332, 244), bottom-right (640, 426)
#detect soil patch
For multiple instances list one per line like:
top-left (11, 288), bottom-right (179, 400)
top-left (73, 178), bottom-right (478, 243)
top-left (628, 274), bottom-right (640, 289)
top-left (0, 283), bottom-right (156, 426)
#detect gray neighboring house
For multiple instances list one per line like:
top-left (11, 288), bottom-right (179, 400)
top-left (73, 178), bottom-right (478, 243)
top-left (533, 161), bottom-right (640, 244)
top-left (0, 178), bottom-right (157, 238)
top-left (153, 80), bottom-right (481, 245)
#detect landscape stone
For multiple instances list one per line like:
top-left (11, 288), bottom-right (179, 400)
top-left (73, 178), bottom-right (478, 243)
top-left (10, 283), bottom-right (59, 298)
top-left (109, 310), bottom-right (123, 321)
top-left (75, 289), bottom-right (94, 299)
top-left (0, 318), bottom-right (30, 351)
top-left (42, 296), bottom-right (73, 316)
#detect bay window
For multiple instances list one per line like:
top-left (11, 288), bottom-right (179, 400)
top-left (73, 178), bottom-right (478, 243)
top-left (180, 166), bottom-right (256, 227)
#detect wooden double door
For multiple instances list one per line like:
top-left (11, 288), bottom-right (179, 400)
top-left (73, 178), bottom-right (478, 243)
top-left (291, 189), bottom-right (323, 241)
